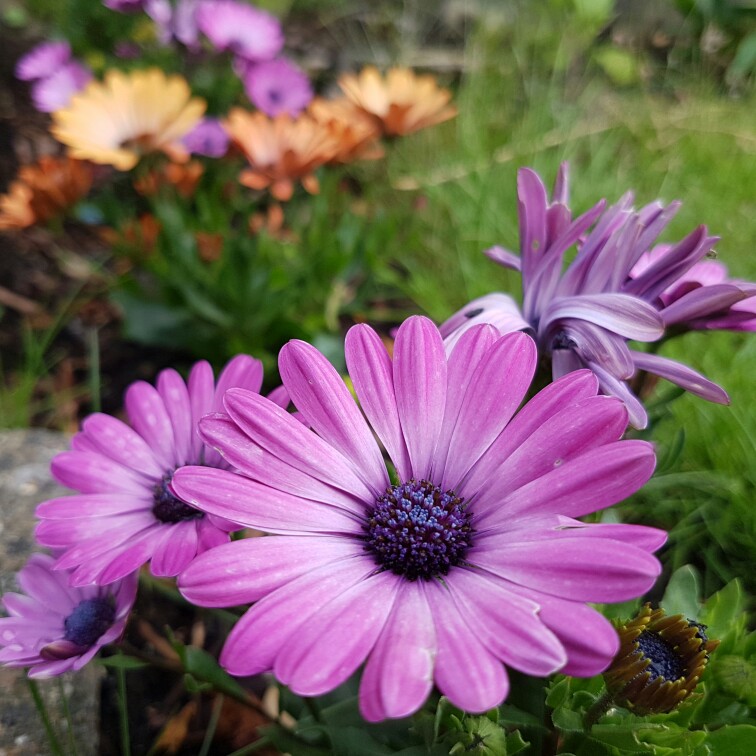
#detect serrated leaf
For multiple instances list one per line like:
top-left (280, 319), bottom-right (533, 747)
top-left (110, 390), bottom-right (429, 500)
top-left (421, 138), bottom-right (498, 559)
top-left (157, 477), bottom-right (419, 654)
top-left (552, 706), bottom-right (585, 733)
top-left (700, 580), bottom-right (745, 641)
top-left (705, 724), bottom-right (756, 754)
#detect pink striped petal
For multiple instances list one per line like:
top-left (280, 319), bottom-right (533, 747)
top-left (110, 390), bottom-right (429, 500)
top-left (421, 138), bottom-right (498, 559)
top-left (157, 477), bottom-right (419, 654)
top-left (212, 355), bottom-right (264, 413)
top-left (125, 381), bottom-right (177, 469)
top-left (393, 317), bottom-right (447, 479)
top-left (274, 572), bottom-right (398, 696)
top-left (36, 493), bottom-right (152, 519)
top-left (427, 581), bottom-right (509, 713)
top-left (150, 520), bottom-right (200, 577)
top-left (36, 510), bottom-right (155, 548)
top-left (51, 451), bottom-right (151, 495)
top-left (157, 369), bottom-right (193, 466)
top-left (172, 466), bottom-right (362, 534)
top-left (358, 582), bottom-right (436, 722)
top-left (188, 360), bottom-right (215, 461)
top-left (279, 339), bottom-right (387, 495)
top-left (345, 324), bottom-right (411, 482)
top-left (179, 535), bottom-right (363, 606)
top-left (218, 557), bottom-right (375, 676)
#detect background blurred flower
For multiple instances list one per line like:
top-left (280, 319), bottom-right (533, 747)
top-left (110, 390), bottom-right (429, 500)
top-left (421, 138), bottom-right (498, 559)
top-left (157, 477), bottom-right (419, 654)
top-left (604, 603), bottom-right (719, 714)
top-left (31, 60), bottom-right (93, 113)
top-left (175, 317), bottom-right (663, 720)
top-left (196, 0), bottom-right (283, 62)
top-left (0, 553), bottom-right (137, 678)
top-left (441, 165), bottom-right (741, 428)
top-left (182, 117), bottom-right (230, 157)
top-left (0, 156), bottom-right (93, 230)
top-left (308, 97), bottom-right (384, 164)
top-left (133, 160), bottom-right (204, 197)
top-left (15, 40), bottom-right (71, 81)
top-left (338, 66), bottom-right (457, 136)
top-left (104, 0), bottom-right (147, 11)
top-left (51, 68), bottom-right (206, 170)
top-left (242, 57), bottom-right (313, 117)
top-left (34, 356), bottom-right (282, 586)
top-left (225, 109), bottom-right (337, 200)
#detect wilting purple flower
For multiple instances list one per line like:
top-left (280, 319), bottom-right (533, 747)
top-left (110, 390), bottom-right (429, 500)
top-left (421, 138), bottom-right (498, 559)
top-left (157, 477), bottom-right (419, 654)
top-left (35, 356), bottom-right (286, 586)
top-left (175, 316), bottom-right (663, 720)
top-left (182, 117), bottom-right (230, 157)
top-left (31, 61), bottom-right (93, 113)
top-left (103, 0), bottom-right (147, 11)
top-left (0, 554), bottom-right (136, 678)
top-left (631, 246), bottom-right (756, 332)
top-left (242, 57), bottom-right (313, 117)
top-left (441, 164), bottom-right (745, 428)
top-left (15, 41), bottom-right (71, 82)
top-left (196, 0), bottom-right (283, 62)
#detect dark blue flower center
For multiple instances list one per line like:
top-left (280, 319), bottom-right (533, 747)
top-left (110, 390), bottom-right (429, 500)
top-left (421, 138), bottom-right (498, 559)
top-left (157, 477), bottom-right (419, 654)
top-left (63, 597), bottom-right (115, 648)
top-left (636, 631), bottom-right (684, 682)
top-left (152, 472), bottom-right (203, 524)
top-left (364, 479), bottom-right (473, 581)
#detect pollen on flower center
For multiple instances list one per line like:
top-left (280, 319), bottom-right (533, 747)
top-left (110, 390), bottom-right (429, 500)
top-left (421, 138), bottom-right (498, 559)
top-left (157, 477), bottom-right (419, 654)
top-left (364, 479), bottom-right (473, 581)
top-left (63, 597), bottom-right (115, 647)
top-left (636, 631), bottom-right (684, 681)
top-left (152, 473), bottom-right (204, 524)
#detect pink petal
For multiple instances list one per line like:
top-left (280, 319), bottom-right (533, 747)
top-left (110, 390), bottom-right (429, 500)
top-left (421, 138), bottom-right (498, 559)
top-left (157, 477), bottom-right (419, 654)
top-left (36, 493), bottom-right (152, 519)
top-left (212, 355), bottom-right (264, 413)
top-left (279, 339), bottom-right (388, 495)
top-left (36, 510), bottom-right (155, 548)
top-left (345, 324), bottom-right (411, 482)
top-left (150, 519), bottom-right (200, 577)
top-left (222, 388), bottom-right (376, 504)
top-left (274, 572), bottom-right (398, 696)
top-left (393, 317), bottom-right (447, 480)
top-left (125, 381), bottom-right (177, 469)
top-left (427, 581), bottom-right (509, 713)
top-left (188, 360), bottom-right (215, 461)
top-left (179, 535), bottom-right (363, 606)
top-left (157, 369), bottom-right (193, 466)
top-left (172, 466), bottom-right (362, 534)
top-left (51, 451), bottom-right (151, 495)
top-left (358, 582), bottom-right (436, 722)
top-left (218, 557), bottom-right (375, 676)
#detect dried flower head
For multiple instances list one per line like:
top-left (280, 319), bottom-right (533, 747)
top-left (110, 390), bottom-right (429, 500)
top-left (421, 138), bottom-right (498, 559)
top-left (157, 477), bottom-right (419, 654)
top-left (51, 68), bottom-right (206, 171)
top-left (338, 66), bottom-right (457, 137)
top-left (0, 156), bottom-right (93, 230)
top-left (224, 109), bottom-right (337, 200)
top-left (604, 603), bottom-right (719, 715)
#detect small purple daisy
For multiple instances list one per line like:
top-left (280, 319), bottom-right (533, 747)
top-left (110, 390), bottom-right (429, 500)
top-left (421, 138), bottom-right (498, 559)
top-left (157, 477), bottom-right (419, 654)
top-left (441, 164), bottom-right (749, 427)
top-left (35, 356), bottom-right (284, 586)
top-left (175, 317), bottom-right (663, 720)
top-left (242, 57), bottom-right (313, 117)
top-left (0, 554), bottom-right (136, 678)
top-left (31, 61), bottom-right (93, 113)
top-left (182, 117), bottom-right (230, 157)
top-left (15, 41), bottom-right (72, 82)
top-left (103, 0), bottom-right (147, 11)
top-left (196, 0), bottom-right (283, 62)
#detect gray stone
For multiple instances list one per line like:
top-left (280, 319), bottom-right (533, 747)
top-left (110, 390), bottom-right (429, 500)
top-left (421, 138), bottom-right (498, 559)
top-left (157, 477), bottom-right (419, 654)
top-left (0, 430), bottom-right (101, 756)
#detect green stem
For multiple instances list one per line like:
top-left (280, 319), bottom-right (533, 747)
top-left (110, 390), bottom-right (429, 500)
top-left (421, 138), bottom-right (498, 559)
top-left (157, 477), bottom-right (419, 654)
top-left (583, 689), bottom-right (615, 731)
top-left (57, 677), bottom-right (79, 756)
top-left (26, 678), bottom-right (65, 756)
top-left (87, 327), bottom-right (101, 413)
top-left (304, 696), bottom-right (322, 723)
top-left (225, 735), bottom-right (273, 755)
top-left (116, 663), bottom-right (131, 756)
top-left (198, 694), bottom-right (224, 756)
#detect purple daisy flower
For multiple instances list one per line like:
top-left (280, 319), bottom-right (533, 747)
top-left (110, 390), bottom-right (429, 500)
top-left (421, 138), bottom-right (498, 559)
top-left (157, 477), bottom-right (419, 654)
top-left (15, 41), bottom-right (72, 82)
top-left (182, 117), bottom-right (230, 157)
top-left (31, 61), bottom-right (93, 113)
top-left (441, 164), bottom-right (747, 428)
top-left (174, 316), bottom-right (663, 720)
top-left (0, 554), bottom-right (136, 678)
top-left (630, 245), bottom-right (756, 332)
top-left (241, 57), bottom-right (313, 117)
top-left (103, 0), bottom-right (148, 11)
top-left (196, 0), bottom-right (283, 62)
top-left (35, 355), bottom-right (284, 587)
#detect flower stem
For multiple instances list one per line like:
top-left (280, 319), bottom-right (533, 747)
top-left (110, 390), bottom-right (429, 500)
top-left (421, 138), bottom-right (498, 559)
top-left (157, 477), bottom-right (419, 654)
top-left (116, 662), bottom-right (131, 756)
top-left (198, 694), bottom-right (224, 756)
top-left (583, 689), bottom-right (615, 730)
top-left (25, 678), bottom-right (65, 756)
top-left (57, 677), bottom-right (80, 756)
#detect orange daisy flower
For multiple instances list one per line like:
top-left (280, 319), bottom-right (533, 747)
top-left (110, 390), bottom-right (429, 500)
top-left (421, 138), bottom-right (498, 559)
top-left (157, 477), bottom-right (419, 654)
top-left (51, 68), bottom-right (206, 171)
top-left (338, 66), bottom-right (457, 137)
top-left (308, 97), bottom-right (384, 164)
top-left (133, 160), bottom-right (204, 198)
top-left (224, 109), bottom-right (338, 201)
top-left (0, 155), bottom-right (93, 230)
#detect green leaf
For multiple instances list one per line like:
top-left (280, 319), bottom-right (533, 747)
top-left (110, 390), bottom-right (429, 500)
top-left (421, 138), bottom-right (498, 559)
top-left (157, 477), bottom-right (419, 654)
top-left (706, 724), bottom-right (756, 754)
top-left (662, 565), bottom-right (702, 620)
top-left (177, 645), bottom-right (251, 703)
top-left (552, 706), bottom-right (585, 733)
top-left (505, 729), bottom-right (530, 754)
top-left (700, 580), bottom-right (745, 641)
top-left (97, 655), bottom-right (149, 670)
top-left (712, 656), bottom-right (756, 705)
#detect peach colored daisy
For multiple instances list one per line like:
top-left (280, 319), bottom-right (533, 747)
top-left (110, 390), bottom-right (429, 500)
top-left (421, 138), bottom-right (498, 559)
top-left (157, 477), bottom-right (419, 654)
top-left (308, 97), bottom-right (383, 164)
top-left (0, 156), bottom-right (93, 230)
top-left (224, 109), bottom-right (337, 201)
top-left (51, 68), bottom-right (206, 171)
top-left (338, 66), bottom-right (457, 137)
